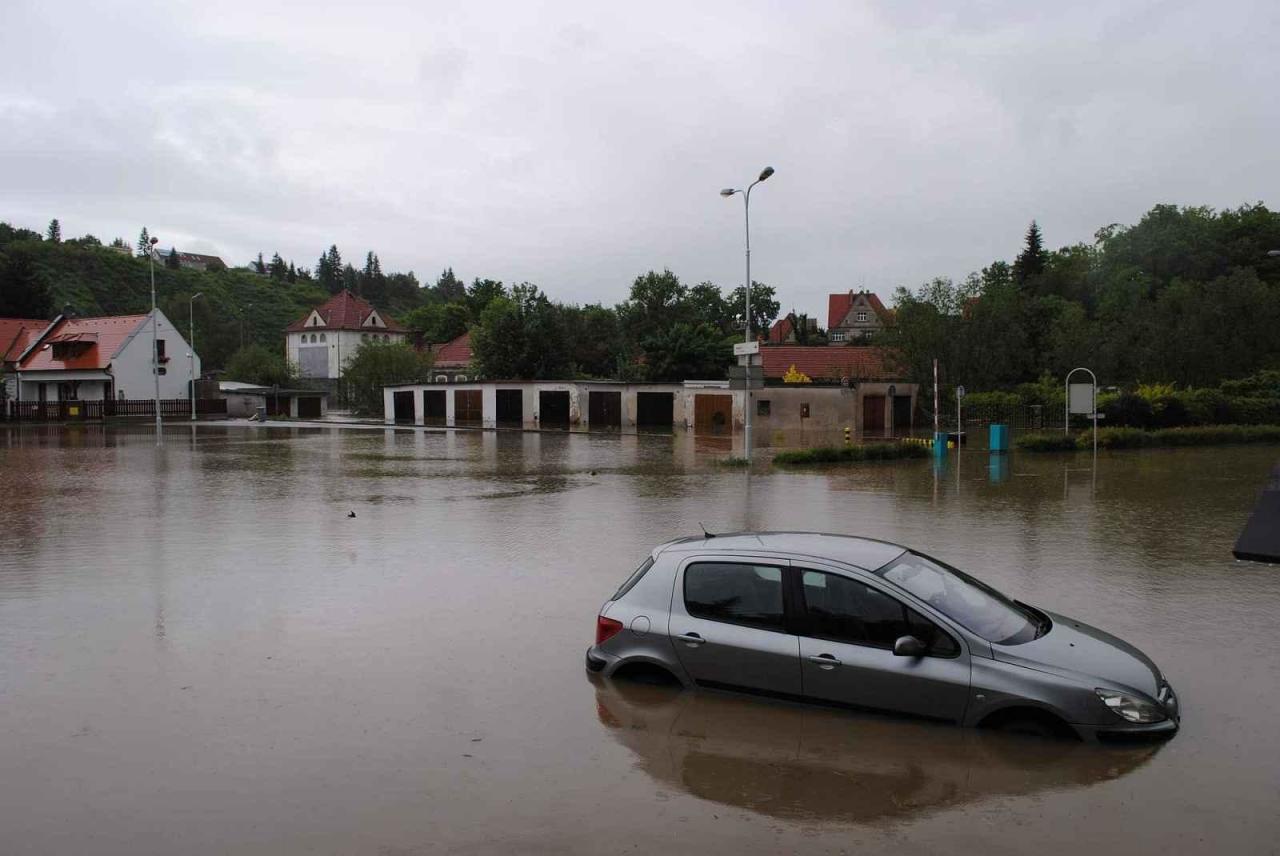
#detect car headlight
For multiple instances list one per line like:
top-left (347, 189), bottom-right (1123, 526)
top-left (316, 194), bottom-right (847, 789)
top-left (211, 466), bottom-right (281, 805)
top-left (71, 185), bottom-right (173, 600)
top-left (1095, 689), bottom-right (1166, 724)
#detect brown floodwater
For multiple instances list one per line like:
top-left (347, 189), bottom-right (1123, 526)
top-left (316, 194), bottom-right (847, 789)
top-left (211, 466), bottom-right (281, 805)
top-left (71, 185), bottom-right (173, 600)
top-left (1, 424), bottom-right (1278, 855)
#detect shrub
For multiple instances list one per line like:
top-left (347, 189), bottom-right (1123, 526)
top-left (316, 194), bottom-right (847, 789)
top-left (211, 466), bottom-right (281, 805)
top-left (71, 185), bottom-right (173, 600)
top-left (1017, 424), bottom-right (1280, 452)
top-left (1101, 392), bottom-right (1153, 428)
top-left (1220, 370), bottom-right (1280, 399)
top-left (962, 391), bottom-right (1021, 409)
top-left (772, 442), bottom-right (930, 466)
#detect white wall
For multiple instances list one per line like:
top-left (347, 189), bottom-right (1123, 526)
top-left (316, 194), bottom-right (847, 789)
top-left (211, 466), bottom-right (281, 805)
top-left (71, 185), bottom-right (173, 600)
top-left (289, 328), bottom-right (404, 379)
top-left (112, 309), bottom-right (201, 400)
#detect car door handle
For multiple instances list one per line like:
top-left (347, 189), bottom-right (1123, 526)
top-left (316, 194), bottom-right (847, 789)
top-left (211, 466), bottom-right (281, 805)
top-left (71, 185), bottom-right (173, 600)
top-left (807, 654), bottom-right (842, 667)
top-left (676, 632), bottom-right (706, 647)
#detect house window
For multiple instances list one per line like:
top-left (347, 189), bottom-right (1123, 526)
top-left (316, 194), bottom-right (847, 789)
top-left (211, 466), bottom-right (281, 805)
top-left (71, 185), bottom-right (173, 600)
top-left (757, 399), bottom-right (771, 417)
top-left (456, 375), bottom-right (468, 383)
top-left (435, 375), bottom-right (447, 383)
top-left (156, 339), bottom-right (167, 362)
top-left (319, 333), bottom-right (326, 342)
top-left (856, 312), bottom-right (868, 322)
top-left (831, 332), bottom-right (845, 342)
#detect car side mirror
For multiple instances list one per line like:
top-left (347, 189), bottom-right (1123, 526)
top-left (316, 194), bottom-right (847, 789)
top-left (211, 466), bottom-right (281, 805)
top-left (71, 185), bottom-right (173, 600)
top-left (894, 635), bottom-right (926, 657)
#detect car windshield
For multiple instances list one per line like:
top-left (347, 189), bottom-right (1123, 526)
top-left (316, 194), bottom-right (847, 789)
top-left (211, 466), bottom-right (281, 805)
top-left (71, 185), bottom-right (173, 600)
top-left (877, 552), bottom-right (1043, 645)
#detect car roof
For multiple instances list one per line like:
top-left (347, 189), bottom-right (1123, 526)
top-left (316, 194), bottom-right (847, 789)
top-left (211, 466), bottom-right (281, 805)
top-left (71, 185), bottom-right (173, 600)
top-left (655, 531), bottom-right (907, 571)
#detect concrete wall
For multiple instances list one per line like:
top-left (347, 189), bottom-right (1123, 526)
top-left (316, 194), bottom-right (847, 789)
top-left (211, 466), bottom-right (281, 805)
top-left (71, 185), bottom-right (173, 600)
top-left (381, 380), bottom-right (916, 447)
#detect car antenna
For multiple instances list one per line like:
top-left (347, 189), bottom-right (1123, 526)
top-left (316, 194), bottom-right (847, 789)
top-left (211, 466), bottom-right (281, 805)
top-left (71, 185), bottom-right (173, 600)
top-left (699, 522), bottom-right (716, 538)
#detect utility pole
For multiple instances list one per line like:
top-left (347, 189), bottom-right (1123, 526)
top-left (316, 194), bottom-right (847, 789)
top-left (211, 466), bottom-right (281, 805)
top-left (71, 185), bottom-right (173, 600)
top-left (149, 236), bottom-right (162, 440)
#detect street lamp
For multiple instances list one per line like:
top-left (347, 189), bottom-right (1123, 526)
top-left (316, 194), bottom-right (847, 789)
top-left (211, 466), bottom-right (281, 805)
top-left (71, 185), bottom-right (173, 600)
top-left (721, 165), bottom-right (775, 462)
top-left (189, 292), bottom-right (204, 421)
top-left (148, 236), bottom-right (162, 438)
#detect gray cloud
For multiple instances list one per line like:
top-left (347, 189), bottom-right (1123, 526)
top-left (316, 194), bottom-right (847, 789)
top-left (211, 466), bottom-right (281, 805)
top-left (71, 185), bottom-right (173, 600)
top-left (2, 0), bottom-right (1276, 319)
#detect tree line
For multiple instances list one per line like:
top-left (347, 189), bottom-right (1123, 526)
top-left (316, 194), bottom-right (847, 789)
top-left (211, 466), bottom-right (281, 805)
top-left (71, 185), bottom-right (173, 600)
top-left (883, 204), bottom-right (1280, 393)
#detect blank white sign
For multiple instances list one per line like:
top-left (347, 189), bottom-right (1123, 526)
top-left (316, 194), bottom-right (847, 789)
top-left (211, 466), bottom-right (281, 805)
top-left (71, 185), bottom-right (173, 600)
top-left (1069, 383), bottom-right (1094, 414)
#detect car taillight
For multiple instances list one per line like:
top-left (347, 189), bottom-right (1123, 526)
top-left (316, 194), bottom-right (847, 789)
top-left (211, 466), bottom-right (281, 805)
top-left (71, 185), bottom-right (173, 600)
top-left (596, 615), bottom-right (624, 645)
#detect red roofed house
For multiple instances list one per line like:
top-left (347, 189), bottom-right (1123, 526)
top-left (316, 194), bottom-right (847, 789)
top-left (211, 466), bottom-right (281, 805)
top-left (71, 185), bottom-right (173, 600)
top-left (427, 332), bottom-right (474, 383)
top-left (827, 290), bottom-right (893, 344)
top-left (14, 310), bottom-right (198, 403)
top-left (767, 314), bottom-right (819, 344)
top-left (1, 317), bottom-right (54, 400)
top-left (285, 290), bottom-right (407, 380)
top-left (757, 344), bottom-right (918, 436)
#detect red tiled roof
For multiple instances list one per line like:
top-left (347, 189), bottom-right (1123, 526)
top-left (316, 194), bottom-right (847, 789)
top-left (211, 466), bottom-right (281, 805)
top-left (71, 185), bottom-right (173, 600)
top-left (0, 317), bottom-right (50, 363)
top-left (768, 317), bottom-right (794, 344)
top-left (827, 290), bottom-right (894, 329)
top-left (430, 332), bottom-right (472, 367)
top-left (760, 345), bottom-right (898, 381)
top-left (285, 290), bottom-right (406, 333)
top-left (17, 314), bottom-right (149, 372)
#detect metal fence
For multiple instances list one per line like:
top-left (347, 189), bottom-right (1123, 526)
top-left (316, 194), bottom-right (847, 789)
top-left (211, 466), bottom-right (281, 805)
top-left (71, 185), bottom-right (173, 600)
top-left (0, 398), bottom-right (228, 422)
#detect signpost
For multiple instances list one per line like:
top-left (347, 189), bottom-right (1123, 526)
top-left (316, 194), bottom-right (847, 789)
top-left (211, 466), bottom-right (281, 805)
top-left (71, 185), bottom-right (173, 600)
top-left (956, 385), bottom-right (965, 448)
top-left (1065, 367), bottom-right (1099, 454)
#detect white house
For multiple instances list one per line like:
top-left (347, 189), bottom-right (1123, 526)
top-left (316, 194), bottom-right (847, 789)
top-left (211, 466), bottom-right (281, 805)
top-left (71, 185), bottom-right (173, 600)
top-left (285, 290), bottom-right (407, 379)
top-left (14, 310), bottom-right (199, 402)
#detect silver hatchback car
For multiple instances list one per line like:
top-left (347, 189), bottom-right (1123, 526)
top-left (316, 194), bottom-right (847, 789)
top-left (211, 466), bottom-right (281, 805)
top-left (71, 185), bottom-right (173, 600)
top-left (586, 533), bottom-right (1180, 742)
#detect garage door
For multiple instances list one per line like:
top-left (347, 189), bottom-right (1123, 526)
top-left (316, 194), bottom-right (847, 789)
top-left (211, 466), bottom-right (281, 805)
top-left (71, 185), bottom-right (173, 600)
top-left (393, 391), bottom-right (415, 422)
top-left (496, 389), bottom-right (523, 424)
top-left (539, 391), bottom-right (570, 427)
top-left (296, 396), bottom-right (321, 419)
top-left (636, 392), bottom-right (674, 428)
top-left (694, 394), bottom-right (733, 436)
top-left (454, 389), bottom-right (483, 424)
top-left (424, 390), bottom-right (446, 422)
top-left (588, 391), bottom-right (622, 429)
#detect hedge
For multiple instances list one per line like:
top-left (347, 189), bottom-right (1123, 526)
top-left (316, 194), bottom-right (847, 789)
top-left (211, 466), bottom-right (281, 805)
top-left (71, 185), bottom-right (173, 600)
top-left (1016, 425), bottom-right (1280, 452)
top-left (772, 442), bottom-right (931, 465)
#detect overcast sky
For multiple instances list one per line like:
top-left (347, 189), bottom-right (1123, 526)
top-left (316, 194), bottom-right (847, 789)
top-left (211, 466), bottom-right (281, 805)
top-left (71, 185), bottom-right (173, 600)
top-left (3, 0), bottom-right (1277, 321)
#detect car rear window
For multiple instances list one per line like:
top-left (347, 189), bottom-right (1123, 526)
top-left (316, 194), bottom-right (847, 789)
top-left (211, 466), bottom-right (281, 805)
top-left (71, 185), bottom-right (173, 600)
top-left (612, 556), bottom-right (655, 600)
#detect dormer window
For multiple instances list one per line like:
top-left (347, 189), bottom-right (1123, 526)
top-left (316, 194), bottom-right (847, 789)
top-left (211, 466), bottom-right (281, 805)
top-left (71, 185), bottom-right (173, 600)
top-left (856, 312), bottom-right (868, 322)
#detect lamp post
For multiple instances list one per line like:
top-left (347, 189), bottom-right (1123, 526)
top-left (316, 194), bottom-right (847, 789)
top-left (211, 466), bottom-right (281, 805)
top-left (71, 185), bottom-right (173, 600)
top-left (148, 236), bottom-right (162, 437)
top-left (189, 292), bottom-right (203, 421)
top-left (720, 165), bottom-right (775, 461)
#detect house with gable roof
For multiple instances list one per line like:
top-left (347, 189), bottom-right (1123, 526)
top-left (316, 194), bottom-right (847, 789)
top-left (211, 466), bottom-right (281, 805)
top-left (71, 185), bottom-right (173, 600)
top-left (1, 316), bottom-right (54, 399)
top-left (285, 290), bottom-right (407, 379)
top-left (14, 311), bottom-right (198, 402)
top-left (827, 290), bottom-right (894, 344)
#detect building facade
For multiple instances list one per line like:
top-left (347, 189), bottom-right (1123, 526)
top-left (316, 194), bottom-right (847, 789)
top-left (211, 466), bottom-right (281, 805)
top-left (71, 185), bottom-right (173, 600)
top-left (827, 291), bottom-right (893, 343)
top-left (14, 310), bottom-right (199, 402)
top-left (1, 316), bottom-right (53, 399)
top-left (285, 290), bottom-right (407, 379)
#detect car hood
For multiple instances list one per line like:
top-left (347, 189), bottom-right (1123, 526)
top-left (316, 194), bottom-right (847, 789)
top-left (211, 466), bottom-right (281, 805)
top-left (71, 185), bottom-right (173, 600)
top-left (991, 609), bottom-right (1161, 698)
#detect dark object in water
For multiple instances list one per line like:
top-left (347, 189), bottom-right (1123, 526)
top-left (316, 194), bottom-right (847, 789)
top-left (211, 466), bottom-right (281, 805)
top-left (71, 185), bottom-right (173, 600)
top-left (1234, 464), bottom-right (1280, 564)
top-left (348, 510), bottom-right (357, 519)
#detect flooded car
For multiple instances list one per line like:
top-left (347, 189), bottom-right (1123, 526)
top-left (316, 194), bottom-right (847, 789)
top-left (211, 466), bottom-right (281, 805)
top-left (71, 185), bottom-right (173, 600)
top-left (587, 532), bottom-right (1180, 742)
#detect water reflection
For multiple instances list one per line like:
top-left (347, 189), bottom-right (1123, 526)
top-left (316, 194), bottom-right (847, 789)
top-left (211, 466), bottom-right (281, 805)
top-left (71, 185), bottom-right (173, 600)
top-left (593, 678), bottom-right (1157, 825)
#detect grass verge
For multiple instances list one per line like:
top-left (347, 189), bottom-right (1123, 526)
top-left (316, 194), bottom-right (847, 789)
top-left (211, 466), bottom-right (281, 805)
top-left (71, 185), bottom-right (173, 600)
top-left (1016, 424), bottom-right (1280, 451)
top-left (772, 442), bottom-right (932, 466)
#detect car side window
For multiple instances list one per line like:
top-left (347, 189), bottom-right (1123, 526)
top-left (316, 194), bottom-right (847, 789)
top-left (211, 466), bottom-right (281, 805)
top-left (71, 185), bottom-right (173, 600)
top-left (800, 570), bottom-right (958, 656)
top-left (684, 563), bottom-right (786, 633)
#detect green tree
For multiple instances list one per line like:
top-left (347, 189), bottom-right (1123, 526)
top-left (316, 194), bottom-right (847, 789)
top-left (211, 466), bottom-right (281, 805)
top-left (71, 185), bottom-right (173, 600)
top-left (684, 282), bottom-right (732, 334)
top-left (253, 253), bottom-right (267, 275)
top-left (466, 278), bottom-right (506, 318)
top-left (287, 262), bottom-right (298, 283)
top-left (341, 340), bottom-right (434, 414)
top-left (561, 303), bottom-right (621, 377)
top-left (618, 269), bottom-right (687, 347)
top-left (404, 301), bottom-right (469, 345)
top-left (0, 247), bottom-right (54, 317)
top-left (360, 251), bottom-right (386, 303)
top-left (136, 227), bottom-right (151, 258)
top-left (316, 245), bottom-right (343, 293)
top-left (433, 267), bottom-right (466, 302)
top-left (46, 219), bottom-right (61, 243)
top-left (165, 247), bottom-right (180, 269)
top-left (1012, 220), bottom-right (1046, 287)
top-left (470, 284), bottom-right (570, 379)
top-left (727, 282), bottom-right (780, 337)
top-left (224, 344), bottom-right (299, 387)
top-left (268, 253), bottom-right (288, 280)
top-left (639, 322), bottom-right (732, 381)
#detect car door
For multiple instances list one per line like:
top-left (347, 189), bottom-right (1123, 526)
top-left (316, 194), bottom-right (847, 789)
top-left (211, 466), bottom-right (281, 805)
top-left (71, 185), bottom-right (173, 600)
top-left (794, 565), bottom-right (971, 723)
top-left (667, 557), bottom-right (802, 697)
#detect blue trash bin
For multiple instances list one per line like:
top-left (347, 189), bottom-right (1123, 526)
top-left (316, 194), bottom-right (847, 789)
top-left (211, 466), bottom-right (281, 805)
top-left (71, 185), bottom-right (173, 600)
top-left (990, 423), bottom-right (1009, 453)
